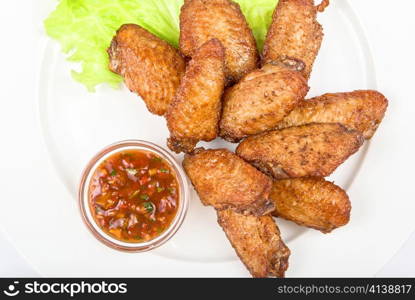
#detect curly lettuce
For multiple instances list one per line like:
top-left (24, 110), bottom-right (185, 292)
top-left (44, 0), bottom-right (278, 91)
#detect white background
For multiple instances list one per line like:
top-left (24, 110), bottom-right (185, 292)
top-left (0, 0), bottom-right (415, 277)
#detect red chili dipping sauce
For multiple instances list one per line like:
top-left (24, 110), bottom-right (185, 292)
top-left (88, 149), bottom-right (179, 243)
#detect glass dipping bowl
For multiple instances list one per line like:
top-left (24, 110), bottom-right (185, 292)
top-left (78, 140), bottom-right (189, 252)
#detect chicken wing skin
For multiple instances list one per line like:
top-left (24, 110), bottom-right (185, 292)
top-left (219, 64), bottom-right (309, 142)
top-left (276, 90), bottom-right (389, 139)
top-left (217, 209), bottom-right (290, 278)
top-left (236, 123), bottom-right (364, 179)
top-left (166, 39), bottom-right (225, 154)
top-left (108, 24), bottom-right (186, 115)
top-left (271, 177), bottom-right (351, 233)
top-left (183, 148), bottom-right (274, 216)
top-left (263, 0), bottom-right (327, 80)
top-left (180, 0), bottom-right (259, 84)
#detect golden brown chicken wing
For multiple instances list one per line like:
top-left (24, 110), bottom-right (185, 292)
top-left (219, 64), bottom-right (309, 142)
top-left (276, 90), bottom-right (389, 139)
top-left (271, 177), bottom-right (351, 233)
top-left (263, 0), bottom-right (328, 80)
top-left (217, 209), bottom-right (290, 278)
top-left (180, 0), bottom-right (259, 83)
top-left (108, 24), bottom-right (186, 115)
top-left (236, 123), bottom-right (364, 179)
top-left (183, 148), bottom-right (274, 216)
top-left (166, 39), bottom-right (225, 154)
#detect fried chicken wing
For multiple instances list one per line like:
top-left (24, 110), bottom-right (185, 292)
top-left (183, 148), bottom-right (274, 216)
top-left (236, 123), bottom-right (364, 179)
top-left (180, 0), bottom-right (259, 83)
top-left (166, 39), bottom-right (225, 153)
top-left (217, 209), bottom-right (290, 278)
top-left (271, 177), bottom-right (350, 233)
top-left (276, 90), bottom-right (389, 139)
top-left (263, 0), bottom-right (328, 80)
top-left (108, 24), bottom-right (186, 115)
top-left (219, 64), bottom-right (309, 142)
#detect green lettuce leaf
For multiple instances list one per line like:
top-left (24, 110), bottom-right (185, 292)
top-left (237, 0), bottom-right (278, 51)
top-left (44, 0), bottom-right (278, 92)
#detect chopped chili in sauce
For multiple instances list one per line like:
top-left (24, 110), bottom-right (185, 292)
top-left (88, 150), bottom-right (179, 243)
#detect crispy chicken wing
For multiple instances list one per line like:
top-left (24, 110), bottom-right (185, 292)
top-left (166, 39), bottom-right (225, 153)
top-left (180, 0), bottom-right (259, 83)
top-left (236, 123), bottom-right (364, 179)
top-left (271, 177), bottom-right (350, 233)
top-left (108, 24), bottom-right (186, 115)
top-left (217, 209), bottom-right (290, 278)
top-left (263, 0), bottom-right (328, 80)
top-left (219, 64), bottom-right (309, 142)
top-left (276, 90), bottom-right (389, 139)
top-left (183, 148), bottom-right (274, 216)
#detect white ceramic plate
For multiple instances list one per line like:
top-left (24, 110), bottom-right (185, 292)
top-left (40, 0), bottom-right (372, 270)
top-left (1, 0), bottom-right (415, 277)
top-left (40, 0), bottom-right (371, 263)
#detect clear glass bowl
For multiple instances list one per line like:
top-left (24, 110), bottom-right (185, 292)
top-left (78, 140), bottom-right (190, 252)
